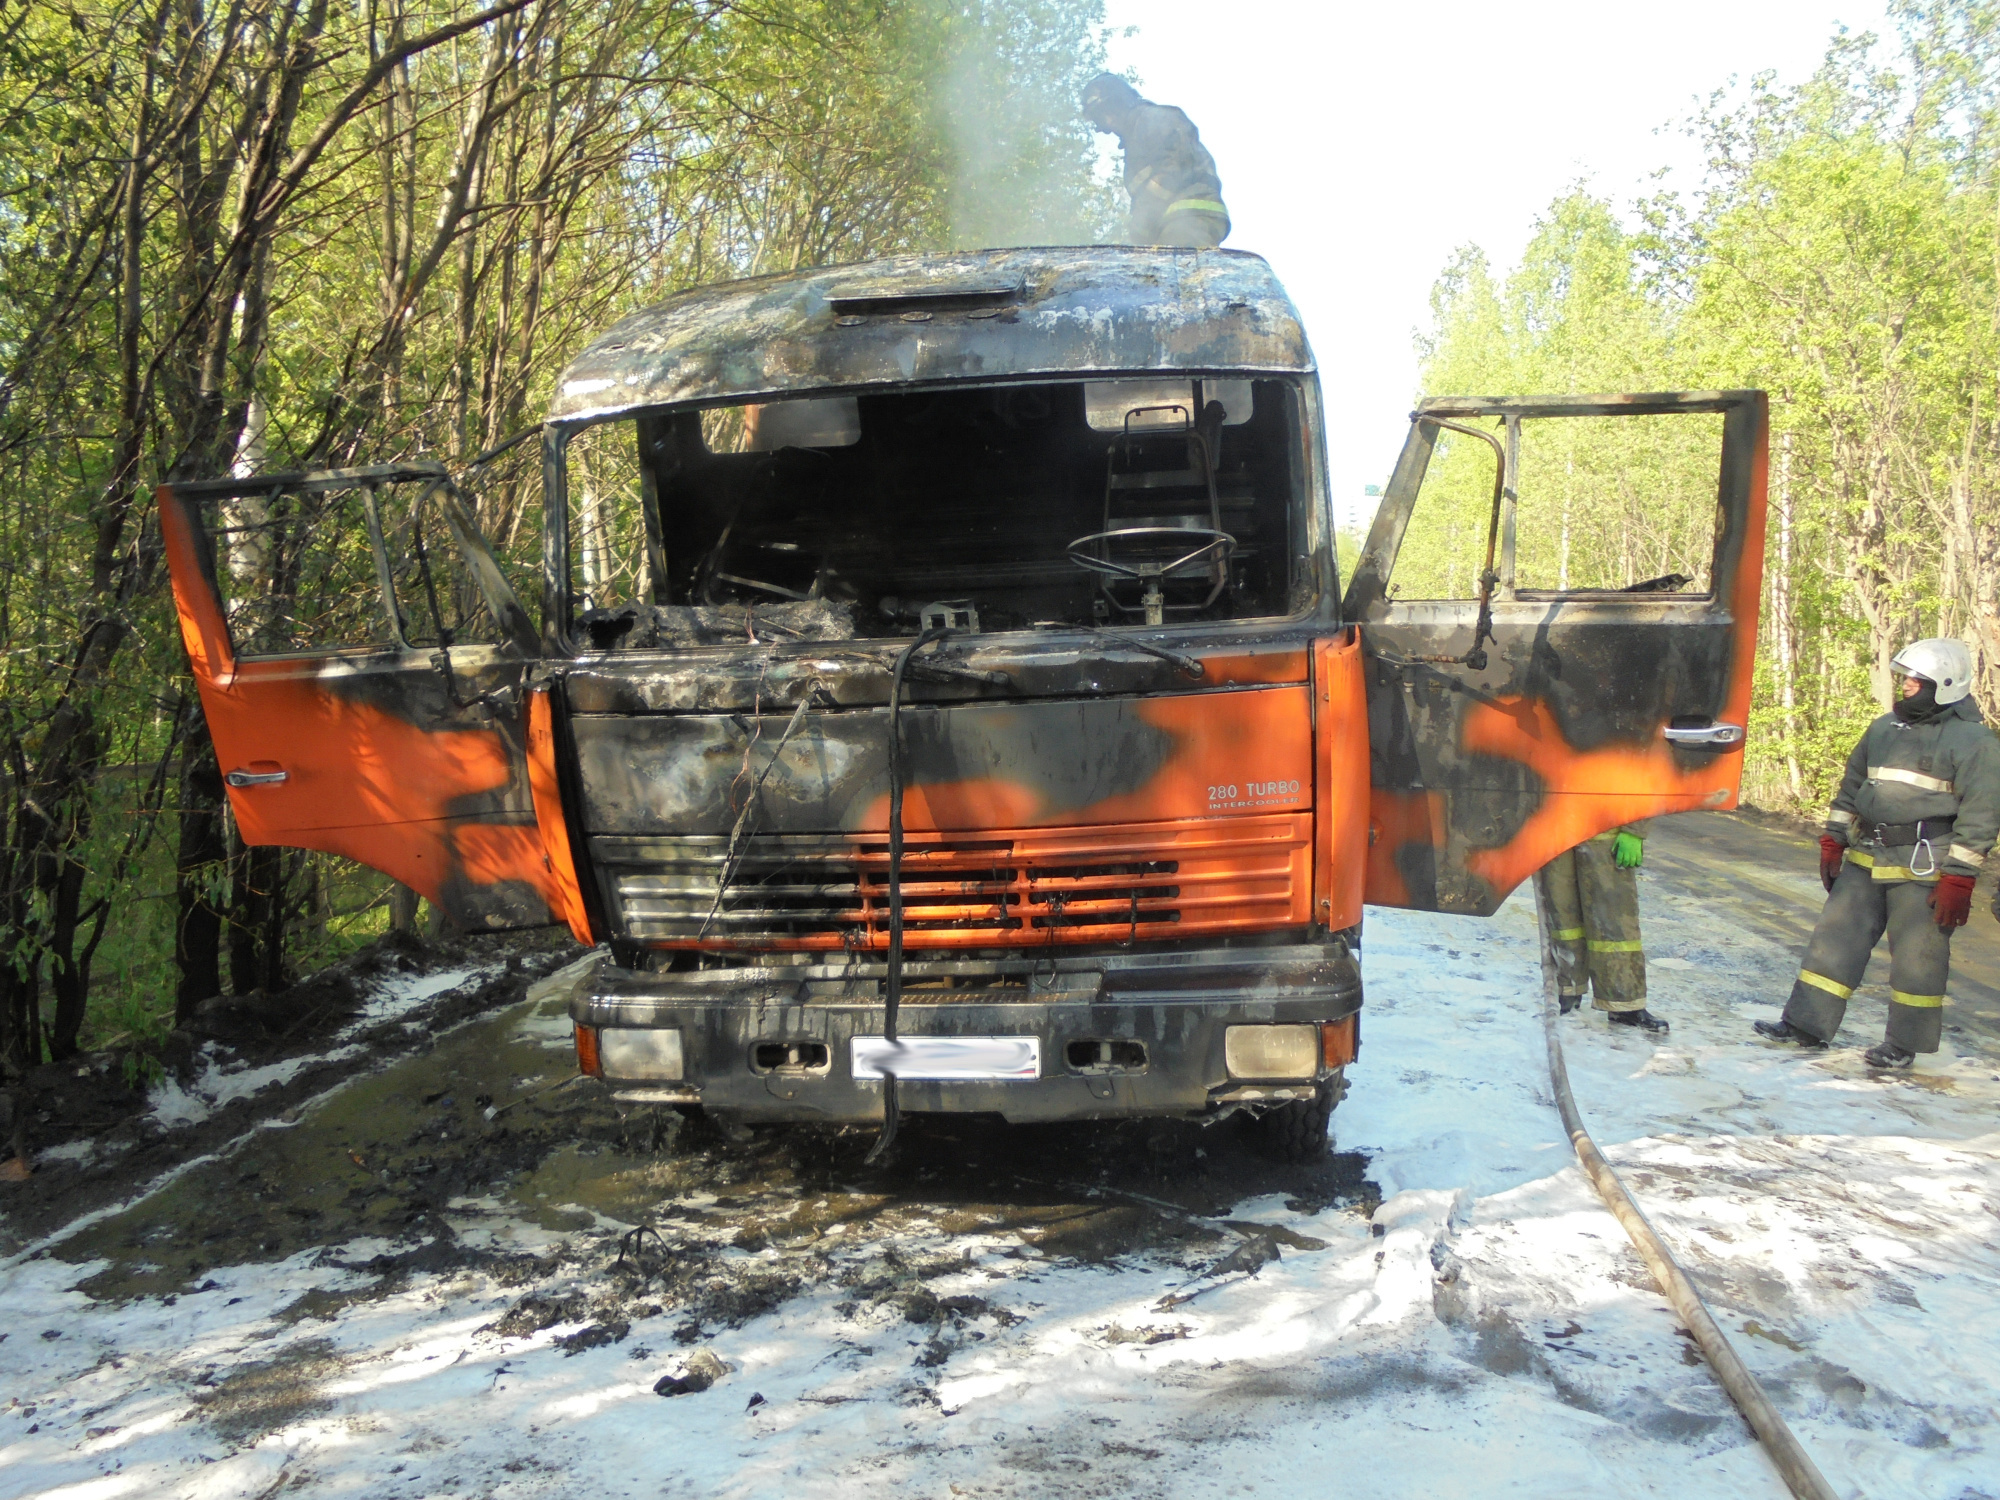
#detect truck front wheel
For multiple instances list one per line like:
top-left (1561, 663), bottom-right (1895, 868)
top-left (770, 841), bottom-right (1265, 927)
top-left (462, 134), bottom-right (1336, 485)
top-left (1250, 1070), bottom-right (1343, 1162)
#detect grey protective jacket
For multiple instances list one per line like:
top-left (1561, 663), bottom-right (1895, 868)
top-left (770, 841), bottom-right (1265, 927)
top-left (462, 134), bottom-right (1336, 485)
top-left (1113, 101), bottom-right (1229, 243)
top-left (1824, 697), bottom-right (2000, 881)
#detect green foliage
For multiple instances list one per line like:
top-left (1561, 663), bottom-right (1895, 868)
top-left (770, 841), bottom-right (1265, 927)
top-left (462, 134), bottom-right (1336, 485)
top-left (915, 0), bottom-right (1122, 246)
top-left (0, 0), bottom-right (1113, 1071)
top-left (1414, 2), bottom-right (2000, 811)
top-left (1405, 197), bottom-right (1717, 602)
top-left (120, 1049), bottom-right (165, 1092)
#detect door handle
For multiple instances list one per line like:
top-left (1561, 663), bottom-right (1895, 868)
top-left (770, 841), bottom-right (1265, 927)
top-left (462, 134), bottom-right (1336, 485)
top-left (1662, 721), bottom-right (1744, 747)
top-left (226, 767), bottom-right (290, 787)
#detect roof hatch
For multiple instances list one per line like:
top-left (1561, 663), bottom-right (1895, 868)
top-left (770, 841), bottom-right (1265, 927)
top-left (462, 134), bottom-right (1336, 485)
top-left (825, 278), bottom-right (1024, 317)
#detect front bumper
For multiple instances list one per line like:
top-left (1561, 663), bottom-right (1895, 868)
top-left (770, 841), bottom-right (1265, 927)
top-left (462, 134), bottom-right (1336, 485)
top-left (567, 940), bottom-right (1360, 1124)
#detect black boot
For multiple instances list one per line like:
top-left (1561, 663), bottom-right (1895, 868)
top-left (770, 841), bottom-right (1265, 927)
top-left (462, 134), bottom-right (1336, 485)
top-left (1754, 1018), bottom-right (1827, 1049)
top-left (1610, 1008), bottom-right (1668, 1035)
top-left (1558, 993), bottom-right (1582, 1015)
top-left (1862, 1041), bottom-right (1915, 1070)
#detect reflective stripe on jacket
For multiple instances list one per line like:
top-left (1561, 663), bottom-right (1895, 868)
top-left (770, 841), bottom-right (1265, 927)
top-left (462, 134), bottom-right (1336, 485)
top-left (1824, 697), bottom-right (2000, 879)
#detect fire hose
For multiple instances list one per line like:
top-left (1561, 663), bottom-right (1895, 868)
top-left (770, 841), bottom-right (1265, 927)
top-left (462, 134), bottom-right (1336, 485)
top-left (1541, 991), bottom-right (1842, 1500)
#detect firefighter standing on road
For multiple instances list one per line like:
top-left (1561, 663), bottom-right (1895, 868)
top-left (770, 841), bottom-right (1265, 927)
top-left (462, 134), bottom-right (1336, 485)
top-left (1756, 638), bottom-right (2000, 1068)
top-left (1081, 74), bottom-right (1232, 249)
top-left (1535, 823), bottom-right (1669, 1034)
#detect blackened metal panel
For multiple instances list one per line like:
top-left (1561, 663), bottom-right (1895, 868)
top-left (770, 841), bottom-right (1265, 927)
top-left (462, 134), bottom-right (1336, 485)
top-left (547, 248), bottom-right (1311, 423)
top-left (562, 638), bottom-right (1312, 715)
top-left (1352, 391), bottom-right (1768, 915)
top-left (1360, 606), bottom-right (1740, 912)
top-left (570, 686), bottom-right (1313, 836)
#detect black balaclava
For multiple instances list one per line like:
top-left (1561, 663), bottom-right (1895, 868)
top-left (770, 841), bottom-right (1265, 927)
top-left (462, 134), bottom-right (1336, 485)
top-left (1894, 676), bottom-right (1947, 723)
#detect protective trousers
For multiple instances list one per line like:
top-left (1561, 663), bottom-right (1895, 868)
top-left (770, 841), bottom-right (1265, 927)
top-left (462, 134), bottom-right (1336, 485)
top-left (1533, 834), bottom-right (1645, 1012)
top-left (1783, 856), bottom-right (1949, 1052)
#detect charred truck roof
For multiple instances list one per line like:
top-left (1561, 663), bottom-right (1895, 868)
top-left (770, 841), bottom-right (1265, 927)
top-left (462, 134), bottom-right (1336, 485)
top-left (547, 247), bottom-right (1313, 421)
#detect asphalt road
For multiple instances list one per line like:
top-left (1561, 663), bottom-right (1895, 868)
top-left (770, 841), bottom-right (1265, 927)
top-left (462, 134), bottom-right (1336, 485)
top-left (1644, 809), bottom-right (2000, 1056)
top-left (14, 816), bottom-right (1999, 1497)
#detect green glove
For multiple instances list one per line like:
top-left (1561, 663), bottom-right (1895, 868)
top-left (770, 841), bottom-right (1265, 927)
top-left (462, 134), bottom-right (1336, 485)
top-left (1614, 831), bottom-right (1644, 869)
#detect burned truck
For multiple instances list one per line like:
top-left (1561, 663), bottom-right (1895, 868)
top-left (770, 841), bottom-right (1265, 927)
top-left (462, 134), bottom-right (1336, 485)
top-left (159, 247), bottom-right (1766, 1157)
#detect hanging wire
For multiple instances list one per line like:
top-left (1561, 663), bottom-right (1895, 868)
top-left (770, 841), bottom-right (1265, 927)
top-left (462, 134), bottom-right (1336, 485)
top-left (864, 625), bottom-right (953, 1165)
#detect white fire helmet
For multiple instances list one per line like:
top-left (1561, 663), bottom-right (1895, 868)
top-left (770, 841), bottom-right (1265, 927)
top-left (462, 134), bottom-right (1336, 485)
top-left (1891, 637), bottom-right (1974, 704)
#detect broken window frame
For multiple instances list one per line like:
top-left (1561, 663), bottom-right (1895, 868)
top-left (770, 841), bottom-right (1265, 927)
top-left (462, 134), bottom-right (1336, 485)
top-left (540, 372), bottom-right (1340, 655)
top-left (1345, 392), bottom-right (1754, 615)
top-left (172, 463), bottom-right (539, 664)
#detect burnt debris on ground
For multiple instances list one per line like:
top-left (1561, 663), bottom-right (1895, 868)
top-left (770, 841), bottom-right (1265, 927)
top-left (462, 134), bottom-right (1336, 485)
top-left (2, 919), bottom-right (1380, 1458)
top-left (24, 949), bottom-right (1376, 1383)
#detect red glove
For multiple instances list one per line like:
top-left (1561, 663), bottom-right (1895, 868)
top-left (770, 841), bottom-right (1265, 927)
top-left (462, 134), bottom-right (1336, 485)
top-left (1930, 872), bottom-right (1975, 929)
top-left (1819, 836), bottom-right (1845, 892)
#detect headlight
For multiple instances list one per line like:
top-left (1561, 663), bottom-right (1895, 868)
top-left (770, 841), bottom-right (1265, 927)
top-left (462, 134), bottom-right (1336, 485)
top-left (1224, 1024), bottom-right (1318, 1080)
top-left (598, 1027), bottom-right (685, 1081)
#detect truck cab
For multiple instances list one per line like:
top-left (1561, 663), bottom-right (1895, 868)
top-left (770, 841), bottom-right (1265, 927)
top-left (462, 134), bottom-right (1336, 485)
top-left (158, 247), bottom-right (1765, 1155)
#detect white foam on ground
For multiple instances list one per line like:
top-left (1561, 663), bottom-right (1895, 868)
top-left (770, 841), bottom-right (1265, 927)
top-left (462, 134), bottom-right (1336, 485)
top-left (142, 966), bottom-right (484, 1131)
top-left (32, 1140), bottom-right (96, 1166)
top-left (5, 898), bottom-right (1996, 1497)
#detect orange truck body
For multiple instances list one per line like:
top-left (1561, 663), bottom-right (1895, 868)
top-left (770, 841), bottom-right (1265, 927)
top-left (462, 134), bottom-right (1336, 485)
top-left (159, 249), bottom-right (1763, 1138)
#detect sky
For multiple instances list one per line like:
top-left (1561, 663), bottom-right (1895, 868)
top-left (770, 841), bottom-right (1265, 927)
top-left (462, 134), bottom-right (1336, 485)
top-left (1100, 0), bottom-right (1900, 524)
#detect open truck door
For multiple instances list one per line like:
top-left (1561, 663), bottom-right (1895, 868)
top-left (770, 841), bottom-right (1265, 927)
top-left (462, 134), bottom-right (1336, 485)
top-left (1342, 391), bottom-right (1767, 914)
top-left (157, 463), bottom-right (586, 933)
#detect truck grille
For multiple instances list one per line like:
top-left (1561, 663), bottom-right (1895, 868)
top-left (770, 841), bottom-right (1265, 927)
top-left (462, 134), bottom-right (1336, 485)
top-left (593, 814), bottom-right (1311, 950)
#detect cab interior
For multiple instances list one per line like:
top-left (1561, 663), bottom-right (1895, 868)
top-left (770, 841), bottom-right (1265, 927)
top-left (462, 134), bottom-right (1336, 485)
top-left (563, 375), bottom-right (1312, 648)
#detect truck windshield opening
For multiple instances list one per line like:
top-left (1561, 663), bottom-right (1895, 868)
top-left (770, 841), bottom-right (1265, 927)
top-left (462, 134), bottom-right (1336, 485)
top-left (562, 376), bottom-right (1308, 649)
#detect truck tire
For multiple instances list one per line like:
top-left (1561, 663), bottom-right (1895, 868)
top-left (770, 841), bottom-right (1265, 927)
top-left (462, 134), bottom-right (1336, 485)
top-left (1251, 1071), bottom-right (1342, 1162)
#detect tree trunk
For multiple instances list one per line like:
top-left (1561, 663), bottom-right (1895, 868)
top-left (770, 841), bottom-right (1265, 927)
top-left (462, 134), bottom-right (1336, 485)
top-left (44, 849), bottom-right (93, 1061)
top-left (174, 705), bottom-right (227, 1021)
top-left (229, 839), bottom-right (284, 996)
top-left (389, 883), bottom-right (422, 932)
top-left (0, 778), bottom-right (43, 1069)
top-left (1772, 431), bottom-right (1803, 799)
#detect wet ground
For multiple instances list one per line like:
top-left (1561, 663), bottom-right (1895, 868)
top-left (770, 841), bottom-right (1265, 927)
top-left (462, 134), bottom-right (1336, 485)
top-left (7, 810), bottom-right (2000, 1498)
top-left (0, 932), bottom-right (577, 1254)
top-left (51, 970), bottom-right (1378, 1337)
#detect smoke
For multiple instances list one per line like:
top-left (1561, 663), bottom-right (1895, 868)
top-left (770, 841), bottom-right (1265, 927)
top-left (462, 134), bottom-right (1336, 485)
top-left (929, 1), bottom-right (1124, 249)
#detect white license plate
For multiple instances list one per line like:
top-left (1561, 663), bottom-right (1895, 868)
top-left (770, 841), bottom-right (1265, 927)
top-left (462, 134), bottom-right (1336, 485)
top-left (851, 1035), bottom-right (1041, 1081)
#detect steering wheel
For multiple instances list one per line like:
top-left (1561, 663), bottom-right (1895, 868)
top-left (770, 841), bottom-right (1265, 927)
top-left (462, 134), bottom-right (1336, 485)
top-left (1067, 526), bottom-right (1235, 583)
top-left (1067, 526), bottom-right (1235, 625)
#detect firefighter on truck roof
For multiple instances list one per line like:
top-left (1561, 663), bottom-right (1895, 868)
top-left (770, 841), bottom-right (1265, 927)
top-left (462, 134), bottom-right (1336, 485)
top-left (1756, 638), bottom-right (2000, 1068)
top-left (1536, 821), bottom-right (1669, 1035)
top-left (1081, 73), bottom-right (1232, 250)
